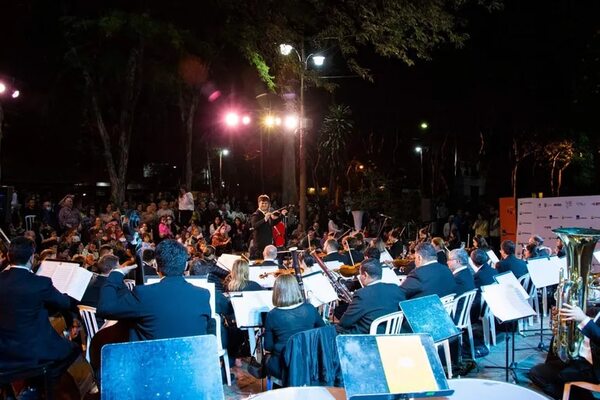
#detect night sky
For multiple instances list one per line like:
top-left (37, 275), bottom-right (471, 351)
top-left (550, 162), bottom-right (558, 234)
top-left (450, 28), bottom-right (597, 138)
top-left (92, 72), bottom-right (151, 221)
top-left (1, 1), bottom-right (599, 205)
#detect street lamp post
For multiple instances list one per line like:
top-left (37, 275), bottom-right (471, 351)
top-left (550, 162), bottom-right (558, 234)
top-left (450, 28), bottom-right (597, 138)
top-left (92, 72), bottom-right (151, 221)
top-left (415, 146), bottom-right (424, 194)
top-left (218, 148), bottom-right (229, 193)
top-left (280, 43), bottom-right (324, 229)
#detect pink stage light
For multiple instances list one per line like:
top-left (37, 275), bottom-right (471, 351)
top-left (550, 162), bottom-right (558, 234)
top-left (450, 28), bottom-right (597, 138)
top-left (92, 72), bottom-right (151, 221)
top-left (224, 112), bottom-right (239, 127)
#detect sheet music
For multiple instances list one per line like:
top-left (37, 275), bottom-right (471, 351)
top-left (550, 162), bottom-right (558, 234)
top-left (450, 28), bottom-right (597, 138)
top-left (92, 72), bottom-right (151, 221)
top-left (527, 257), bottom-right (560, 288)
top-left (594, 251), bottom-right (600, 264)
top-left (303, 273), bottom-right (338, 307)
top-left (493, 271), bottom-right (529, 300)
top-left (146, 277), bottom-right (215, 316)
top-left (552, 256), bottom-right (567, 274)
top-left (486, 250), bottom-right (500, 265)
top-left (230, 290), bottom-right (274, 327)
top-left (380, 250), bottom-right (394, 263)
top-left (248, 266), bottom-right (278, 288)
top-left (217, 254), bottom-right (240, 271)
top-left (37, 260), bottom-right (93, 301)
top-left (482, 284), bottom-right (536, 323)
top-left (381, 266), bottom-right (401, 286)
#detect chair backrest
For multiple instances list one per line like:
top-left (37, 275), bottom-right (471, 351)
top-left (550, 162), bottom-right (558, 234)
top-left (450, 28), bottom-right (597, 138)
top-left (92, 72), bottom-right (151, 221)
top-left (369, 310), bottom-right (404, 335)
top-left (451, 289), bottom-right (477, 328)
top-left (78, 305), bottom-right (100, 349)
top-left (440, 293), bottom-right (456, 315)
top-left (518, 273), bottom-right (531, 292)
top-left (24, 215), bottom-right (36, 231)
top-left (101, 335), bottom-right (224, 400)
top-left (123, 279), bottom-right (136, 291)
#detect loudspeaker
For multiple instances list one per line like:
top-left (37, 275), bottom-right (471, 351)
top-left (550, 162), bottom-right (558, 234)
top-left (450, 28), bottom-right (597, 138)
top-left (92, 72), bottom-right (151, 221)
top-left (0, 186), bottom-right (14, 225)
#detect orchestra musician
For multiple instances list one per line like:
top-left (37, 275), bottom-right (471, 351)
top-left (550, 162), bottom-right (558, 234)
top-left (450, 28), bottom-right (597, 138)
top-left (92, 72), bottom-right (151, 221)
top-left (97, 239), bottom-right (212, 341)
top-left (249, 195), bottom-right (287, 259)
top-left (400, 242), bottom-right (457, 300)
top-left (387, 228), bottom-right (404, 259)
top-left (258, 245), bottom-right (279, 267)
top-left (299, 228), bottom-right (321, 250)
top-left (322, 238), bottom-right (349, 264)
top-left (337, 259), bottom-right (405, 334)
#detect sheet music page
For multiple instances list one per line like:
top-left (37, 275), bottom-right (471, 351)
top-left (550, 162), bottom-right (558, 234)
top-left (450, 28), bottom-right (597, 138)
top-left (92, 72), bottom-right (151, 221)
top-left (493, 271), bottom-right (529, 300)
top-left (37, 261), bottom-right (73, 294)
top-left (68, 267), bottom-right (94, 301)
top-left (482, 284), bottom-right (536, 323)
top-left (230, 290), bottom-right (274, 327)
top-left (303, 273), bottom-right (338, 307)
top-left (380, 250), bottom-right (394, 263)
top-left (249, 266), bottom-right (278, 288)
top-left (594, 251), bottom-right (600, 264)
top-left (486, 250), bottom-right (500, 265)
top-left (527, 257), bottom-right (560, 288)
top-left (217, 254), bottom-right (240, 271)
top-left (36, 260), bottom-right (58, 279)
top-left (323, 261), bottom-right (344, 273)
top-left (381, 266), bottom-right (401, 286)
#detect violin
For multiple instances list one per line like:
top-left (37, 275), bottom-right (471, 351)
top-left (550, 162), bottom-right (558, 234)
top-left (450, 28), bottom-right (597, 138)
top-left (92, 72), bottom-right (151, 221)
top-left (336, 263), bottom-right (362, 277)
top-left (259, 266), bottom-right (304, 279)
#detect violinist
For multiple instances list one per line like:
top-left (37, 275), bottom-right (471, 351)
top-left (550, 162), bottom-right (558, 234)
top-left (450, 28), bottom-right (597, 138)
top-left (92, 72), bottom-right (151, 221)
top-left (323, 239), bottom-right (349, 264)
top-left (341, 236), bottom-right (365, 265)
top-left (211, 225), bottom-right (232, 256)
top-left (249, 195), bottom-right (286, 259)
top-left (431, 237), bottom-right (449, 266)
top-left (387, 228), bottom-right (404, 259)
top-left (299, 228), bottom-right (321, 250)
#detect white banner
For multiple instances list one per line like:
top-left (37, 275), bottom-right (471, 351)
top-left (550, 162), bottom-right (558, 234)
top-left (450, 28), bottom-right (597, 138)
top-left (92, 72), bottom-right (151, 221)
top-left (517, 195), bottom-right (600, 269)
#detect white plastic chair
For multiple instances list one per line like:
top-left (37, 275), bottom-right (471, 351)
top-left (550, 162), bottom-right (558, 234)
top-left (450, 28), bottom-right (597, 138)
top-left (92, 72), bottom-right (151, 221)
top-left (451, 290), bottom-right (478, 360)
top-left (482, 301), bottom-right (497, 348)
top-left (78, 305), bottom-right (100, 362)
top-left (213, 314), bottom-right (231, 386)
top-left (24, 215), bottom-right (36, 231)
top-left (124, 279), bottom-right (136, 291)
top-left (517, 273), bottom-right (536, 328)
top-left (369, 311), bottom-right (404, 335)
top-left (319, 300), bottom-right (337, 324)
top-left (438, 294), bottom-right (456, 379)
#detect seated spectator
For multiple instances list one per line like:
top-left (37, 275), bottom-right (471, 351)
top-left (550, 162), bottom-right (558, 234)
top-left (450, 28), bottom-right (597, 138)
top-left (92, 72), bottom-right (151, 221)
top-left (264, 275), bottom-right (325, 380)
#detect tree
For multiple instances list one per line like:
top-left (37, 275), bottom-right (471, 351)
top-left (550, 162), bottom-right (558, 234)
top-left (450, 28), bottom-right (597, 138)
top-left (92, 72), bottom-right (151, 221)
top-left (543, 139), bottom-right (575, 197)
top-left (511, 136), bottom-right (539, 199)
top-left (317, 104), bottom-right (353, 205)
top-left (64, 12), bottom-right (184, 204)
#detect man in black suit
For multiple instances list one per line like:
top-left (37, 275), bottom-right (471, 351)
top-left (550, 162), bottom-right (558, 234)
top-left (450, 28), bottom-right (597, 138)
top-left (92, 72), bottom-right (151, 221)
top-left (322, 239), bottom-right (350, 264)
top-left (496, 240), bottom-right (528, 279)
top-left (249, 195), bottom-right (285, 259)
top-left (0, 237), bottom-right (88, 394)
top-left (81, 254), bottom-right (118, 308)
top-left (530, 304), bottom-right (600, 400)
top-left (471, 248), bottom-right (498, 321)
top-left (400, 242), bottom-right (457, 300)
top-left (259, 245), bottom-right (279, 267)
top-left (387, 229), bottom-right (404, 259)
top-left (338, 259), bottom-right (405, 334)
top-left (447, 248), bottom-right (476, 297)
top-left (98, 239), bottom-right (212, 341)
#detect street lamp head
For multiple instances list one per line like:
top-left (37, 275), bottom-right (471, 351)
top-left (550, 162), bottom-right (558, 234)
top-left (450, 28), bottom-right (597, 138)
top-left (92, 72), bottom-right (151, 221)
top-left (312, 55), bottom-right (325, 66)
top-left (264, 115), bottom-right (275, 128)
top-left (279, 44), bottom-right (294, 56)
top-left (0, 82), bottom-right (5, 94)
top-left (415, 146), bottom-right (423, 154)
top-left (274, 116), bottom-right (282, 126)
top-left (284, 114), bottom-right (299, 131)
top-left (11, 90), bottom-right (19, 99)
top-left (222, 149), bottom-right (230, 156)
top-left (224, 112), bottom-right (239, 127)
top-left (242, 115), bottom-right (251, 125)
top-left (420, 122), bottom-right (429, 130)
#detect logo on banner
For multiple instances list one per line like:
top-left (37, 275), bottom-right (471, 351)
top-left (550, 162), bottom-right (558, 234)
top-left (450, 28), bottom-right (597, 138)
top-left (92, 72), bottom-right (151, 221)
top-left (562, 216), bottom-right (573, 220)
top-left (554, 203), bottom-right (563, 207)
top-left (519, 211), bottom-right (533, 215)
top-left (536, 216), bottom-right (547, 219)
top-left (592, 202), bottom-right (600, 207)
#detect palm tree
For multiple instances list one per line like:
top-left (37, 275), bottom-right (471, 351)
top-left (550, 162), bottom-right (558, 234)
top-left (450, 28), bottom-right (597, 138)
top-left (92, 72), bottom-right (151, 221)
top-left (317, 104), bottom-right (353, 205)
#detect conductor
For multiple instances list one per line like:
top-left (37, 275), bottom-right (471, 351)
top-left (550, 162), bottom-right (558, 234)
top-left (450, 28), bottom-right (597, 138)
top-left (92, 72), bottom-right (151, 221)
top-left (249, 195), bottom-right (286, 259)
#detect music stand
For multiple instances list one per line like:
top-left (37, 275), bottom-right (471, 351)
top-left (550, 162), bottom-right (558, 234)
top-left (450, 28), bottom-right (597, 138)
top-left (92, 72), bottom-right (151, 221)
top-left (400, 295), bottom-right (461, 343)
top-left (337, 334), bottom-right (454, 399)
top-left (481, 284), bottom-right (536, 382)
top-left (526, 256), bottom-right (561, 351)
top-left (101, 335), bottom-right (224, 400)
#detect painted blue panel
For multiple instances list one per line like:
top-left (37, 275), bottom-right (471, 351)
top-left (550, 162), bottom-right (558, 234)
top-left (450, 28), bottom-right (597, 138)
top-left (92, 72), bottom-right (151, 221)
top-left (400, 295), bottom-right (461, 343)
top-left (101, 335), bottom-right (224, 400)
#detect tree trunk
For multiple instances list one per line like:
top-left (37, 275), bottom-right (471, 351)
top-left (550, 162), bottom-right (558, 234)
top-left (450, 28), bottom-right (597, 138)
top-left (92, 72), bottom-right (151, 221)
top-left (180, 89), bottom-right (199, 190)
top-left (550, 155), bottom-right (558, 196)
top-left (0, 103), bottom-right (3, 183)
top-left (557, 168), bottom-right (563, 197)
top-left (512, 163), bottom-right (518, 199)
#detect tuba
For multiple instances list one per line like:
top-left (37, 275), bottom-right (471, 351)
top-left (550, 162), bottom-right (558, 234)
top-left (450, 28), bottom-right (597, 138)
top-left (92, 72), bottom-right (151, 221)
top-left (552, 227), bottom-right (600, 362)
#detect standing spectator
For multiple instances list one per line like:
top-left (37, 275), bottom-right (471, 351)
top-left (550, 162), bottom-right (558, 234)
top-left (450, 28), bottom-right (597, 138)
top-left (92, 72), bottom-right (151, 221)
top-left (41, 200), bottom-right (59, 230)
top-left (472, 213), bottom-right (489, 242)
top-left (58, 194), bottom-right (81, 232)
top-left (178, 186), bottom-right (195, 226)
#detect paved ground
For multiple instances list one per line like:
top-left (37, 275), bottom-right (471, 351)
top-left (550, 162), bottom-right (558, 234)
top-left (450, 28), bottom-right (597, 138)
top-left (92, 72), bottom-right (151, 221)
top-left (223, 318), bottom-right (552, 399)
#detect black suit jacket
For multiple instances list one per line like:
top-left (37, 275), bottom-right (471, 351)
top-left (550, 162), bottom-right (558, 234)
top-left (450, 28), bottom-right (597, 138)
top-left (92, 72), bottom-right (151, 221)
top-left (323, 252), bottom-right (350, 264)
top-left (80, 274), bottom-right (108, 308)
top-left (582, 318), bottom-right (600, 381)
top-left (250, 210), bottom-right (281, 254)
top-left (0, 268), bottom-right (74, 369)
top-left (339, 282), bottom-right (406, 334)
top-left (496, 254), bottom-right (528, 279)
top-left (400, 262), bottom-right (458, 300)
top-left (453, 267), bottom-right (476, 297)
top-left (388, 241), bottom-right (404, 259)
top-left (98, 271), bottom-right (212, 341)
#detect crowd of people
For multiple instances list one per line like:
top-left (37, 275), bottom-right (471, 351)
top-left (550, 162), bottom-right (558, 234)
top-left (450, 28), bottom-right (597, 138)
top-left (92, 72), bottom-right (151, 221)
top-left (0, 188), bottom-right (596, 400)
